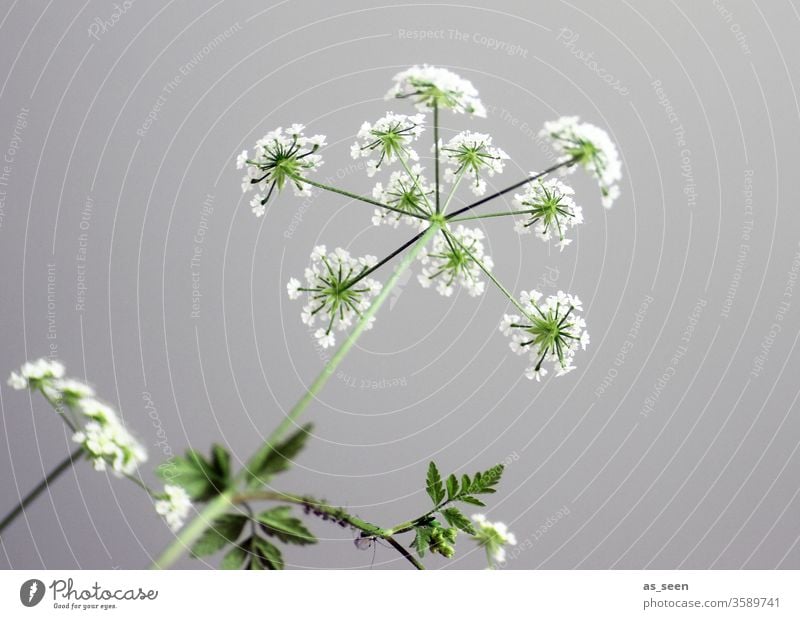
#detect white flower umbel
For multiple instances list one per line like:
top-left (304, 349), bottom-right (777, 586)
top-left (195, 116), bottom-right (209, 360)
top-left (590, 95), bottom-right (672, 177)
top-left (72, 398), bottom-right (148, 476)
top-left (288, 246), bottom-right (383, 349)
top-left (7, 358), bottom-right (65, 390)
top-left (540, 116), bottom-right (622, 208)
top-left (239, 124), bottom-right (326, 216)
top-left (442, 131), bottom-right (508, 196)
top-left (513, 178), bottom-right (584, 251)
top-left (500, 290), bottom-right (590, 381)
top-left (386, 64), bottom-right (486, 117)
top-left (371, 165), bottom-right (434, 227)
top-left (351, 112), bottom-right (425, 177)
top-left (154, 484), bottom-right (193, 532)
top-left (471, 514), bottom-right (517, 567)
top-left (418, 226), bottom-right (493, 297)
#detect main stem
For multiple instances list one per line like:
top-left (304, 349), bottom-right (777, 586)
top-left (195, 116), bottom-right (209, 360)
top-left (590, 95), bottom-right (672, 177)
top-left (151, 223), bottom-right (440, 570)
top-left (0, 447), bottom-right (83, 536)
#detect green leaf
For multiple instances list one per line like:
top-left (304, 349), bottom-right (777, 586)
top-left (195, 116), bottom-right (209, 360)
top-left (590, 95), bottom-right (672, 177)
top-left (191, 514), bottom-right (248, 558)
top-left (468, 464), bottom-right (504, 494)
top-left (157, 446), bottom-right (235, 501)
top-left (220, 545), bottom-right (248, 570)
top-left (446, 474), bottom-right (459, 501)
top-left (458, 495), bottom-right (486, 507)
top-left (426, 462), bottom-right (445, 506)
top-left (249, 424), bottom-right (313, 483)
top-left (211, 444), bottom-right (232, 484)
top-left (412, 526), bottom-right (432, 558)
top-left (440, 507), bottom-right (476, 535)
top-left (257, 506), bottom-right (316, 545)
top-left (251, 536), bottom-right (284, 570)
top-left (156, 450), bottom-right (214, 501)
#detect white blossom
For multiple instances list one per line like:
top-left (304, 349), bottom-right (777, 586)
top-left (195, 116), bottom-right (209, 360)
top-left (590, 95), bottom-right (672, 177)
top-left (287, 277), bottom-right (302, 300)
top-left (351, 112), bottom-right (425, 177)
top-left (240, 125), bottom-right (326, 216)
top-left (471, 514), bottom-right (517, 566)
top-left (7, 358), bottom-right (65, 389)
top-left (513, 177), bottom-right (583, 249)
top-left (539, 116), bottom-right (622, 208)
top-left (371, 165), bottom-right (433, 227)
top-left (386, 65), bottom-right (486, 116)
top-left (499, 290), bottom-right (589, 381)
top-left (44, 378), bottom-right (95, 406)
top-left (441, 131), bottom-right (508, 196)
top-left (72, 398), bottom-right (148, 476)
top-left (154, 484), bottom-right (192, 532)
top-left (288, 247), bottom-right (383, 349)
top-left (417, 226), bottom-right (493, 297)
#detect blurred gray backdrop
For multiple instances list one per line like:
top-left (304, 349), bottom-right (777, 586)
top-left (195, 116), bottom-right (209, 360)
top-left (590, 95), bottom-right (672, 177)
top-left (1, 0), bottom-right (799, 570)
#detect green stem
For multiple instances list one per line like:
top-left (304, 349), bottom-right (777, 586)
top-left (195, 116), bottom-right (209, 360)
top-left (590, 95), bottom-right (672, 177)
top-left (445, 156), bottom-right (579, 221)
top-left (0, 447), bottom-right (84, 536)
top-left (385, 536), bottom-right (425, 570)
top-left (443, 227), bottom-right (532, 318)
top-left (236, 491), bottom-right (384, 535)
top-left (397, 154), bottom-right (434, 215)
top-left (236, 490), bottom-right (425, 570)
top-left (151, 223), bottom-right (441, 570)
top-left (441, 170), bottom-right (465, 215)
top-left (299, 177), bottom-right (428, 221)
top-left (433, 102), bottom-right (440, 214)
top-left (150, 488), bottom-right (236, 569)
top-left (448, 208), bottom-right (538, 223)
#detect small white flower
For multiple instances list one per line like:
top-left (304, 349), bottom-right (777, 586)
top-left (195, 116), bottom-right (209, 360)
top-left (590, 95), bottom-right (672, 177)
top-left (287, 277), bottom-right (302, 300)
top-left (417, 226), bottom-right (493, 297)
top-left (500, 290), bottom-right (589, 381)
top-left (240, 125), bottom-right (326, 213)
top-left (315, 328), bottom-right (336, 348)
top-left (8, 358), bottom-right (66, 390)
top-left (441, 131), bottom-right (508, 196)
top-left (471, 514), bottom-right (517, 566)
top-left (46, 378), bottom-right (95, 405)
top-left (513, 178), bottom-right (583, 248)
top-left (155, 484), bottom-right (192, 532)
top-left (351, 112), bottom-right (425, 176)
top-left (371, 165), bottom-right (433, 226)
top-left (288, 247), bottom-right (383, 347)
top-left (386, 65), bottom-right (486, 116)
top-left (540, 116), bottom-right (622, 207)
top-left (236, 150), bottom-right (248, 170)
top-left (7, 372), bottom-right (27, 390)
top-left (73, 398), bottom-right (147, 476)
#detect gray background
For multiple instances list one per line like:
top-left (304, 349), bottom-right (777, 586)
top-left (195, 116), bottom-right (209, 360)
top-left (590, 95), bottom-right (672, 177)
top-left (1, 0), bottom-right (798, 570)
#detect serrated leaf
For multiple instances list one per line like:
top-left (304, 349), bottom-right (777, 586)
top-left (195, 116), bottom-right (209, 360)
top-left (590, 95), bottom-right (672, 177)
top-left (458, 495), bottom-right (486, 507)
top-left (461, 474), bottom-right (471, 493)
top-left (426, 462), bottom-right (445, 506)
top-left (251, 535), bottom-right (284, 570)
top-left (257, 506), bottom-right (316, 545)
top-left (469, 464), bottom-right (504, 494)
top-left (446, 474), bottom-right (459, 501)
top-left (412, 526), bottom-right (432, 558)
top-left (249, 424), bottom-right (313, 483)
top-left (440, 507), bottom-right (476, 535)
top-left (220, 544), bottom-right (248, 570)
top-left (191, 514), bottom-right (247, 558)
